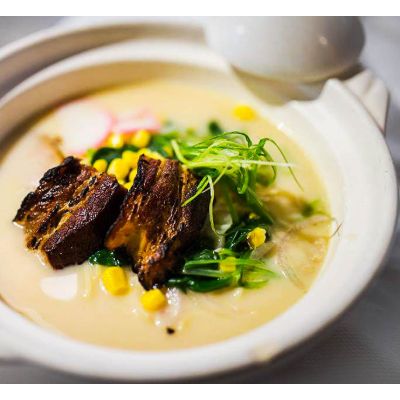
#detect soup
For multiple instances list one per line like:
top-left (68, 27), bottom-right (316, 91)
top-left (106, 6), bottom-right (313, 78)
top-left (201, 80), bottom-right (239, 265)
top-left (0, 80), bottom-right (331, 350)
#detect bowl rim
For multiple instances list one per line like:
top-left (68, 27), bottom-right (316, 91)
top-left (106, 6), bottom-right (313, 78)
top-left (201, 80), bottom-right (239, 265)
top-left (0, 21), bottom-right (397, 381)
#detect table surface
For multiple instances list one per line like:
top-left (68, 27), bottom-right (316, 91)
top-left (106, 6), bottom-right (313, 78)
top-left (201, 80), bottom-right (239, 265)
top-left (0, 16), bottom-right (399, 383)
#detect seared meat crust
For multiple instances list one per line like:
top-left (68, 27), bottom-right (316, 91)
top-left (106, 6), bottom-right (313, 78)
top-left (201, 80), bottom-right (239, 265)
top-left (105, 155), bottom-right (210, 289)
top-left (14, 156), bottom-right (126, 268)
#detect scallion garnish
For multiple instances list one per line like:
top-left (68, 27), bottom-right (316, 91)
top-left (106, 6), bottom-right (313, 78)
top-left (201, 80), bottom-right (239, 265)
top-left (171, 132), bottom-right (296, 232)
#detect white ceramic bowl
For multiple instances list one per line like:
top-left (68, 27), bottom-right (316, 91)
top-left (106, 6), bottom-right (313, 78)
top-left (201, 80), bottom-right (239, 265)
top-left (204, 16), bottom-right (365, 82)
top-left (0, 21), bottom-right (397, 381)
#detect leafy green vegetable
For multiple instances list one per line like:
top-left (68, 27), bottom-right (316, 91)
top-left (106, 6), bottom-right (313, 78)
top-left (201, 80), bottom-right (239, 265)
top-left (208, 120), bottom-right (223, 136)
top-left (225, 218), bottom-right (270, 251)
top-left (88, 249), bottom-right (130, 267)
top-left (90, 145), bottom-right (139, 164)
top-left (90, 131), bottom-right (177, 165)
top-left (302, 199), bottom-right (322, 217)
top-left (187, 249), bottom-right (220, 261)
top-left (166, 246), bottom-right (275, 293)
top-left (148, 132), bottom-right (177, 158)
top-left (166, 276), bottom-right (233, 293)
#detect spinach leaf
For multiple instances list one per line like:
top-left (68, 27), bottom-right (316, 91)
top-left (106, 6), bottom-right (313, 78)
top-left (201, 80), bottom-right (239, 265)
top-left (208, 120), bottom-right (223, 136)
top-left (168, 244), bottom-right (275, 293)
top-left (148, 132), bottom-right (177, 158)
top-left (90, 144), bottom-right (139, 165)
top-left (302, 199), bottom-right (322, 217)
top-left (88, 249), bottom-right (130, 267)
top-left (166, 276), bottom-right (233, 293)
top-left (225, 218), bottom-right (271, 251)
top-left (91, 147), bottom-right (122, 164)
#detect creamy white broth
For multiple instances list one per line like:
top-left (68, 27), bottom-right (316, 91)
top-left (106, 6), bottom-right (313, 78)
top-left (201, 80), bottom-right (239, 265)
top-left (0, 80), bottom-right (331, 350)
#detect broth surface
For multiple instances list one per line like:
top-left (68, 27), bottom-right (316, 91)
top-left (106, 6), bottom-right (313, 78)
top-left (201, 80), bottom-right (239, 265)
top-left (0, 80), bottom-right (330, 350)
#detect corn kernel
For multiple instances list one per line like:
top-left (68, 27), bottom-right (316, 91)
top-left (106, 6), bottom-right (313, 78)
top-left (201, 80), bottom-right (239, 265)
top-left (108, 158), bottom-right (130, 180)
top-left (130, 129), bottom-right (151, 148)
top-left (129, 168), bottom-right (137, 182)
top-left (233, 104), bottom-right (257, 121)
top-left (124, 181), bottom-right (133, 190)
top-left (247, 227), bottom-right (267, 249)
top-left (107, 133), bottom-right (125, 148)
top-left (102, 267), bottom-right (129, 295)
top-left (93, 159), bottom-right (107, 173)
top-left (122, 150), bottom-right (139, 167)
top-left (141, 288), bottom-right (167, 312)
top-left (219, 256), bottom-right (237, 272)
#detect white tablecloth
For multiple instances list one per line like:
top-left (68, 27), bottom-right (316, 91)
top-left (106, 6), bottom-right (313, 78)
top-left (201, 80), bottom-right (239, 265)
top-left (0, 16), bottom-right (399, 383)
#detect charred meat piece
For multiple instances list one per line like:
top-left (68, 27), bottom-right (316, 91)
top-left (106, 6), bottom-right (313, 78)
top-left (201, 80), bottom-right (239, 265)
top-left (14, 156), bottom-right (127, 269)
top-left (105, 155), bottom-right (210, 289)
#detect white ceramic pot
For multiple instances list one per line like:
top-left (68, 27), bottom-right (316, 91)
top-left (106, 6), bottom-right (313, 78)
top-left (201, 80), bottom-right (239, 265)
top-left (0, 21), bottom-right (397, 381)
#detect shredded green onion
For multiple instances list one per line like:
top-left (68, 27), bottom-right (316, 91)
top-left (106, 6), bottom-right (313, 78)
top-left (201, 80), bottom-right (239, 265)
top-left (172, 131), bottom-right (298, 232)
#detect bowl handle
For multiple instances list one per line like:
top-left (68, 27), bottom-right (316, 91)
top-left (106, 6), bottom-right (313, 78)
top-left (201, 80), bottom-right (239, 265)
top-left (344, 69), bottom-right (389, 134)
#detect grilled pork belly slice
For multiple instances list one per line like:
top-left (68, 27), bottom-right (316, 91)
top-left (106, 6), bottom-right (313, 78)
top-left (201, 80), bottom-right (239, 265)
top-left (14, 156), bottom-right (127, 269)
top-left (105, 155), bottom-right (210, 289)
